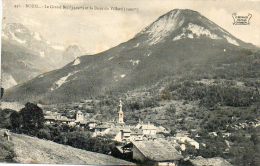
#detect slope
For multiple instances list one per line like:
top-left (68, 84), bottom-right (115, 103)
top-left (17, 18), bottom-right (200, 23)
top-left (0, 129), bottom-right (133, 165)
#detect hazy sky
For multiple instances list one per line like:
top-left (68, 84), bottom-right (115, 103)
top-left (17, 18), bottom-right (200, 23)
top-left (3, 0), bottom-right (260, 54)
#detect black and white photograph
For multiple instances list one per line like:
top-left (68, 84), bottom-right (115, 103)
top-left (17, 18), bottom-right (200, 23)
top-left (0, 0), bottom-right (260, 165)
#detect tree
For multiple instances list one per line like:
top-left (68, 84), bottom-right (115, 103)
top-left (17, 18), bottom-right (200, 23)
top-left (10, 111), bottom-right (22, 130)
top-left (0, 108), bottom-right (17, 129)
top-left (19, 102), bottom-right (44, 131)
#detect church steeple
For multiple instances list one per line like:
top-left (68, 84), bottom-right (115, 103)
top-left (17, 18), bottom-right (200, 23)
top-left (118, 99), bottom-right (124, 124)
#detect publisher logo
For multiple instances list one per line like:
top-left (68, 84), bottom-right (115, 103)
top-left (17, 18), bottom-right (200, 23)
top-left (232, 13), bottom-right (252, 25)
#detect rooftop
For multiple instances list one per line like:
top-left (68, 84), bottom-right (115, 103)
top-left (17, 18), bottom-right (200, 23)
top-left (135, 123), bottom-right (157, 130)
top-left (130, 128), bottom-right (143, 135)
top-left (124, 140), bottom-right (183, 161)
top-left (189, 156), bottom-right (233, 166)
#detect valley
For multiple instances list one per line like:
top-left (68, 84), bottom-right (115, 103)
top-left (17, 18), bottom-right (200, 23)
top-left (1, 8), bottom-right (260, 166)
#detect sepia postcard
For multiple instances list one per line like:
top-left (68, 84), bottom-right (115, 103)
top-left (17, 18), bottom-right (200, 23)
top-left (0, 0), bottom-right (259, 165)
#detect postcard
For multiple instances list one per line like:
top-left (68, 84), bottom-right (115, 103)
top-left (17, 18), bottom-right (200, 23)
top-left (1, 0), bottom-right (259, 165)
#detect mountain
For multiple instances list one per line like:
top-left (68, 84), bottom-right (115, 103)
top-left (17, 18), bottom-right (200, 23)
top-left (4, 9), bottom-right (259, 103)
top-left (0, 129), bottom-right (133, 165)
top-left (2, 73), bottom-right (18, 89)
top-left (62, 45), bottom-right (82, 62)
top-left (1, 23), bottom-right (81, 89)
top-left (2, 23), bottom-right (64, 63)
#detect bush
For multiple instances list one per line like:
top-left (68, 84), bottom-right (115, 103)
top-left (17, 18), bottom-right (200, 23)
top-left (37, 128), bottom-right (51, 140)
top-left (62, 131), bottom-right (118, 154)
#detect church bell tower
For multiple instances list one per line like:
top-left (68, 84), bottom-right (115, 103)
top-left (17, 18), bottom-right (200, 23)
top-left (118, 99), bottom-right (124, 124)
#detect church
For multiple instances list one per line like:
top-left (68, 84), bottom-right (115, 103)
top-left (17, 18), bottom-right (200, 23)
top-left (93, 99), bottom-right (169, 143)
top-left (118, 99), bottom-right (125, 124)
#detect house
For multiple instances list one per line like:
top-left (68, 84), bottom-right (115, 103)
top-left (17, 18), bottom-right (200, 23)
top-left (130, 128), bottom-right (143, 141)
top-left (75, 119), bottom-right (98, 130)
top-left (114, 128), bottom-right (132, 142)
top-left (93, 123), bottom-right (111, 137)
top-left (111, 145), bottom-right (133, 160)
top-left (87, 120), bottom-right (98, 130)
top-left (135, 122), bottom-right (157, 136)
top-left (156, 126), bottom-right (170, 134)
top-left (113, 127), bottom-right (143, 142)
top-left (122, 140), bottom-right (183, 166)
top-left (44, 116), bottom-right (56, 124)
top-left (186, 156), bottom-right (233, 166)
top-left (44, 115), bottom-right (74, 125)
top-left (55, 116), bottom-right (74, 125)
top-left (174, 136), bottom-right (200, 151)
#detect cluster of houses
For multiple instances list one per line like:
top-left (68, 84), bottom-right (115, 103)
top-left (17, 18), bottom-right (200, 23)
top-left (44, 99), bottom-right (232, 166)
top-left (44, 109), bottom-right (98, 129)
top-left (44, 99), bottom-right (169, 142)
top-left (92, 100), bottom-right (170, 142)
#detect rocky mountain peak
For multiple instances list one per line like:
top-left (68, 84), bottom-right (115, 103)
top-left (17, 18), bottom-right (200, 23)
top-left (137, 9), bottom-right (242, 46)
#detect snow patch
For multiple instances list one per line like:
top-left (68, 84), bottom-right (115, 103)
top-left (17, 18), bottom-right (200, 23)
top-left (2, 73), bottom-right (17, 89)
top-left (15, 29), bottom-right (22, 33)
top-left (134, 43), bottom-right (140, 48)
top-left (38, 74), bottom-right (44, 78)
top-left (130, 59), bottom-right (140, 66)
top-left (187, 33), bottom-right (194, 39)
top-left (1, 32), bottom-right (8, 39)
top-left (186, 23), bottom-right (220, 39)
top-left (108, 57), bottom-right (114, 61)
top-left (224, 35), bottom-right (239, 46)
top-left (39, 51), bottom-right (45, 58)
top-left (173, 34), bottom-right (184, 41)
top-left (72, 58), bottom-right (80, 66)
top-left (173, 23), bottom-right (220, 41)
top-left (52, 45), bottom-right (65, 51)
top-left (120, 74), bottom-right (126, 78)
top-left (10, 32), bottom-right (26, 44)
top-left (34, 32), bottom-right (41, 41)
top-left (146, 52), bottom-right (151, 57)
top-left (51, 71), bottom-right (79, 91)
top-left (146, 10), bottom-right (183, 45)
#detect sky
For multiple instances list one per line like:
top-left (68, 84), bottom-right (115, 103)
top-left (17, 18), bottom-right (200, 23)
top-left (3, 0), bottom-right (260, 54)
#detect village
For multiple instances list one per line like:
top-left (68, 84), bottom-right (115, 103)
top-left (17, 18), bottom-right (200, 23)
top-left (43, 99), bottom-right (233, 166)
